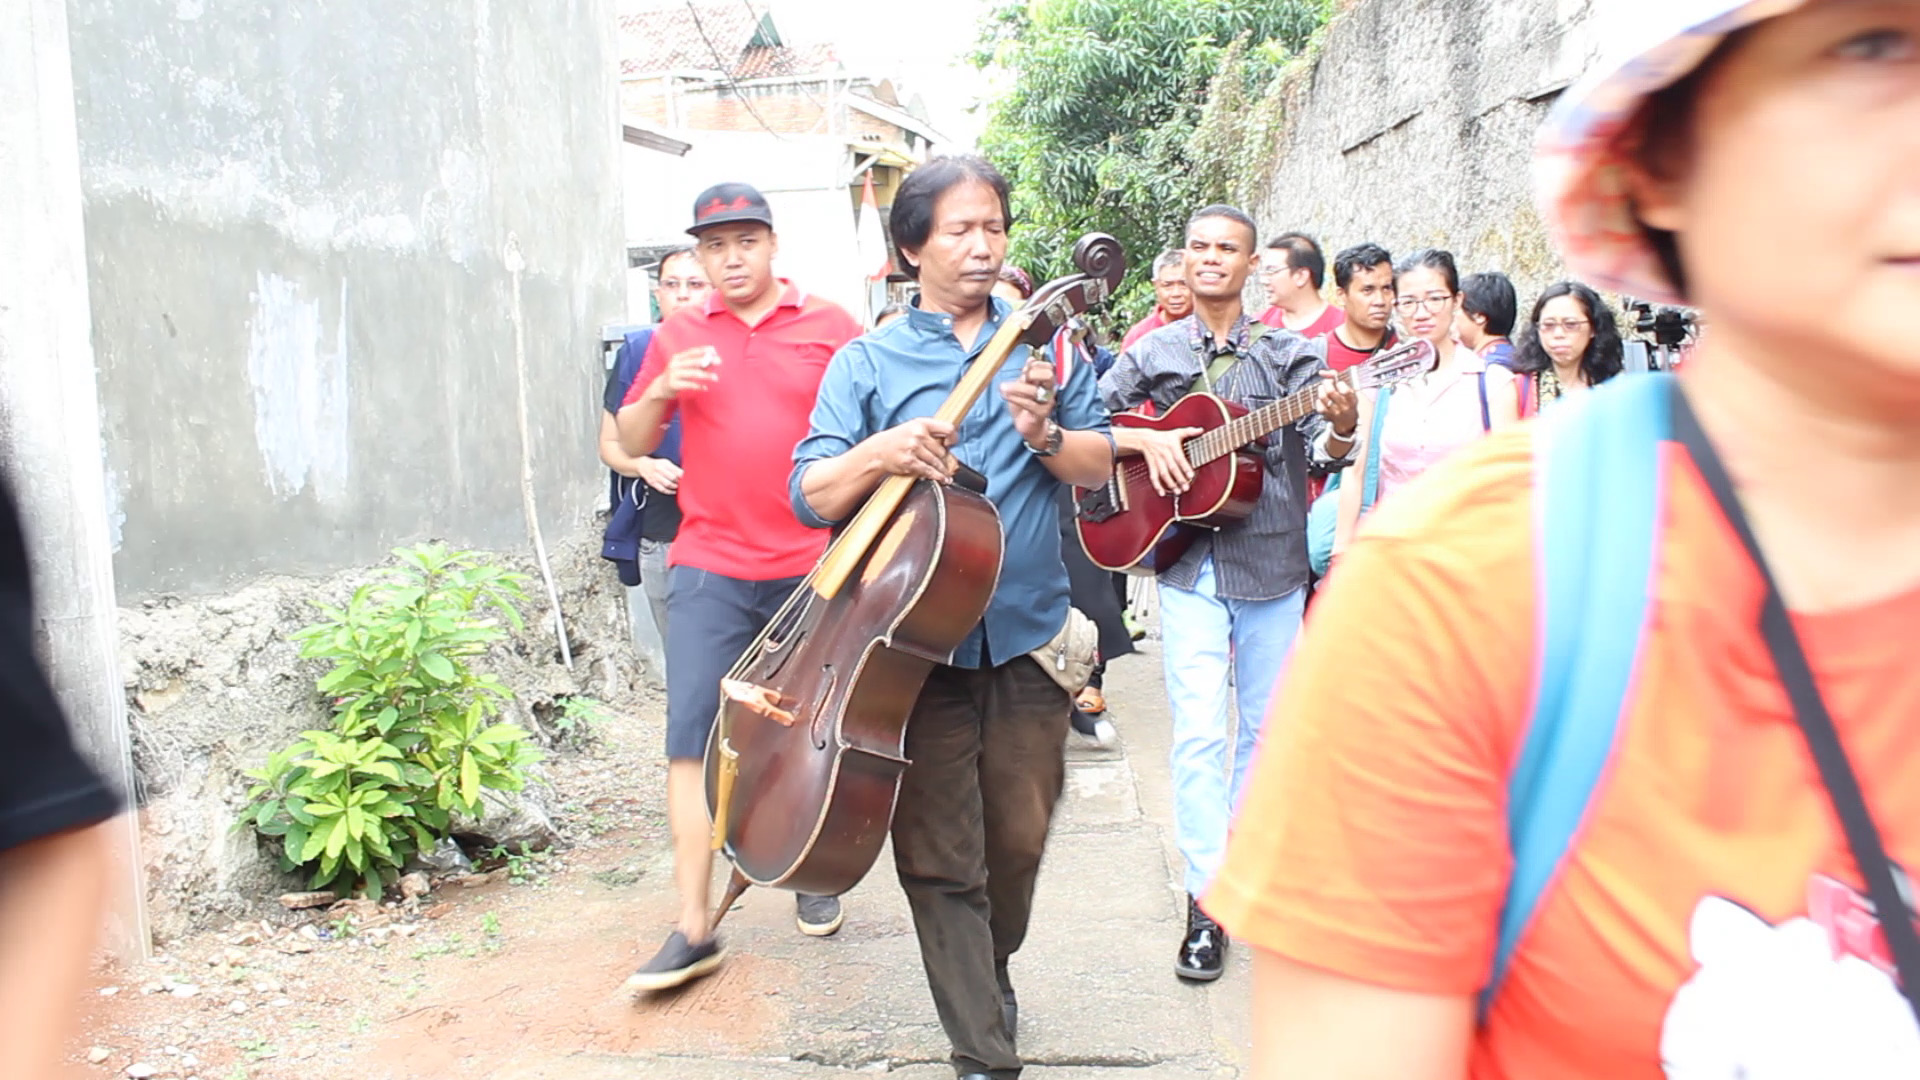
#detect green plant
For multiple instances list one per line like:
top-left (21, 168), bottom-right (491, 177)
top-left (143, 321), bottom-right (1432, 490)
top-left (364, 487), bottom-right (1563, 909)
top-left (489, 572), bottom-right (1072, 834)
top-left (241, 544), bottom-right (543, 898)
top-left (491, 842), bottom-right (550, 884)
top-left (548, 695), bottom-right (609, 745)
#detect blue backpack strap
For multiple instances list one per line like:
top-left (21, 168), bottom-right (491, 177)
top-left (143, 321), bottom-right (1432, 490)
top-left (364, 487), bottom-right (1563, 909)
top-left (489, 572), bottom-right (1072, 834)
top-left (1359, 386), bottom-right (1392, 515)
top-left (1477, 369), bottom-right (1491, 432)
top-left (1480, 373), bottom-right (1674, 1020)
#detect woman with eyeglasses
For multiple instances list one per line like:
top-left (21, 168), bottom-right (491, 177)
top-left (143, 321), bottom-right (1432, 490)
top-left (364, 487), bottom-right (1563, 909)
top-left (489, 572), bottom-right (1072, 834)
top-left (1514, 280), bottom-right (1626, 411)
top-left (1332, 249), bottom-right (1519, 556)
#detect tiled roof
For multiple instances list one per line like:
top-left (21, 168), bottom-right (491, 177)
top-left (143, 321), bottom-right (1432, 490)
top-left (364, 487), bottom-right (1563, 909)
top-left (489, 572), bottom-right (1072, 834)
top-left (619, 0), bottom-right (837, 79)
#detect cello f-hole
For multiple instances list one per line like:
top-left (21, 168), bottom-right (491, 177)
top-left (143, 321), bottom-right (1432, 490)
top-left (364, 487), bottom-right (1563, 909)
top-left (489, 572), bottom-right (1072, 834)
top-left (809, 667), bottom-right (837, 751)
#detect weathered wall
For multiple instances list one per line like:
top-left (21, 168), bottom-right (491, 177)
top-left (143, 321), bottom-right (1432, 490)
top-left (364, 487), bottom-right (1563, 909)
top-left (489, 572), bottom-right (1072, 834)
top-left (1258, 0), bottom-right (1606, 302)
top-left (67, 0), bottom-right (627, 599)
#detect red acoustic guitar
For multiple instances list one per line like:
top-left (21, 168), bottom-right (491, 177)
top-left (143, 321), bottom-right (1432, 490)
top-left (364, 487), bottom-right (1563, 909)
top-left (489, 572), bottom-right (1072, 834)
top-left (1074, 338), bottom-right (1433, 572)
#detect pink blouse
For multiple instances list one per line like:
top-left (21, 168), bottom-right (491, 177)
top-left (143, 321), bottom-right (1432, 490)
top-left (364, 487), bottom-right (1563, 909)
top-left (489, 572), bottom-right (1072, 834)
top-left (1373, 353), bottom-right (1514, 508)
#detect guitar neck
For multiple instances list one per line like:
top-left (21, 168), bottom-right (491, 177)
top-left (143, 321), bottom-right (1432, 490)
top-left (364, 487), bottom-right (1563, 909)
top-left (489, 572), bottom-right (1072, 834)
top-left (1184, 382), bottom-right (1323, 466)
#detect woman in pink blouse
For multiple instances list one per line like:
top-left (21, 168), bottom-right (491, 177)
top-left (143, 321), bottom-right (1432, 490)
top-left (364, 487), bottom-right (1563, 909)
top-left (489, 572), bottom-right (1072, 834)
top-left (1334, 249), bottom-right (1520, 554)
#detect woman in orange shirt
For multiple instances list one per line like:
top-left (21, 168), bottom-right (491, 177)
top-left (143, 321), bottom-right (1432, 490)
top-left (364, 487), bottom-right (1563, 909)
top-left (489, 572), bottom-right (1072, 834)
top-left (1207, 2), bottom-right (1920, 1077)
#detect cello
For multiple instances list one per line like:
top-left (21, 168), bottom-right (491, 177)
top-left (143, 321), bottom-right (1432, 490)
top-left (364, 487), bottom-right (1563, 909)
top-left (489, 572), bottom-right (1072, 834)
top-left (701, 234), bottom-right (1126, 929)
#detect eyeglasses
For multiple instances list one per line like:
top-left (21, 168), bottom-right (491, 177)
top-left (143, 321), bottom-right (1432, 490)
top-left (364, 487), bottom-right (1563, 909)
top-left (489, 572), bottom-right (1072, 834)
top-left (1393, 292), bottom-right (1454, 313)
top-left (1538, 319), bottom-right (1591, 335)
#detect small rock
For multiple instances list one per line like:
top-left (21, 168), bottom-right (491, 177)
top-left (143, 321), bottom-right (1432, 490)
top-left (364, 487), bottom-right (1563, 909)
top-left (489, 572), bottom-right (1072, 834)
top-left (394, 923), bottom-right (420, 937)
top-left (423, 903), bottom-right (455, 920)
top-left (228, 1000), bottom-right (248, 1016)
top-left (399, 872), bottom-right (431, 901)
top-left (223, 947), bottom-right (248, 966)
top-left (163, 1046), bottom-right (180, 1056)
top-left (98, 986), bottom-right (121, 997)
top-left (167, 983), bottom-right (199, 999)
top-left (87, 1047), bottom-right (112, 1064)
top-left (272, 997), bottom-right (291, 1008)
top-left (407, 837), bottom-right (473, 875)
top-left (125, 1065), bottom-right (158, 1079)
top-left (298, 924), bottom-right (322, 940)
top-left (278, 890), bottom-right (337, 911)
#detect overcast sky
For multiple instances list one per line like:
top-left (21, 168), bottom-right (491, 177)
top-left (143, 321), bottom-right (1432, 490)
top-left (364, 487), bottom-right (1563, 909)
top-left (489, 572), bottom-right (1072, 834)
top-left (764, 0), bottom-right (998, 149)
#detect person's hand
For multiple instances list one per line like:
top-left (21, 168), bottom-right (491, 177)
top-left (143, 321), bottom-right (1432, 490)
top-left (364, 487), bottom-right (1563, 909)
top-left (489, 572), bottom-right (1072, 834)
top-left (633, 457), bottom-right (682, 494)
top-left (1000, 357), bottom-right (1058, 446)
top-left (1136, 427), bottom-right (1201, 496)
top-left (648, 346), bottom-right (722, 400)
top-left (867, 418), bottom-right (958, 483)
top-left (1316, 372), bottom-right (1359, 437)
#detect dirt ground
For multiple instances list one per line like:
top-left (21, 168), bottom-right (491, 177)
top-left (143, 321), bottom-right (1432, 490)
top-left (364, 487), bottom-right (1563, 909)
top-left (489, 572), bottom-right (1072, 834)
top-left (69, 686), bottom-right (771, 1080)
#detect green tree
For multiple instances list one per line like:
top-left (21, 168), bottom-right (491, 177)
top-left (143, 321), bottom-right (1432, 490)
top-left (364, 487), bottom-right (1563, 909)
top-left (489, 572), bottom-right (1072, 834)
top-left (975, 0), bottom-right (1331, 323)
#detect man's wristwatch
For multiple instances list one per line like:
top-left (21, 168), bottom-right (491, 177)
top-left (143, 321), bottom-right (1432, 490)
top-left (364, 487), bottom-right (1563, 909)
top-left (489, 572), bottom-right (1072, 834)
top-left (1026, 418), bottom-right (1064, 457)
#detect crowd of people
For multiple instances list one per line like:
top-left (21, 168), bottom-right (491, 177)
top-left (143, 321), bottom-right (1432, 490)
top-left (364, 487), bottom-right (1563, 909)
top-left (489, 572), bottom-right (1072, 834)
top-left (590, 2), bottom-right (1920, 1078)
top-left (11, 2), bottom-right (1911, 1079)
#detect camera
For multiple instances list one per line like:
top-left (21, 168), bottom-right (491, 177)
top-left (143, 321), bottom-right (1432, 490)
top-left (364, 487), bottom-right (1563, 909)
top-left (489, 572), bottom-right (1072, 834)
top-left (1622, 296), bottom-right (1698, 348)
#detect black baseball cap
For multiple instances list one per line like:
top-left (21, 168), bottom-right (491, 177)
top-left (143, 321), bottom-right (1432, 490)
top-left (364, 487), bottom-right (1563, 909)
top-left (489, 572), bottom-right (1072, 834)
top-left (687, 182), bottom-right (774, 236)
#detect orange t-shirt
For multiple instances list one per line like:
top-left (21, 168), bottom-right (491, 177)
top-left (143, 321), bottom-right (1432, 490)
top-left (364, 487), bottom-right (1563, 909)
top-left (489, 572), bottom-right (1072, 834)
top-left (1207, 426), bottom-right (1920, 1076)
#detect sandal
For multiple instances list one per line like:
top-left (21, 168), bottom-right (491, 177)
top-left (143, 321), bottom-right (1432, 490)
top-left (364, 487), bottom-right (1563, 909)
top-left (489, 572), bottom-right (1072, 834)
top-left (1075, 687), bottom-right (1107, 715)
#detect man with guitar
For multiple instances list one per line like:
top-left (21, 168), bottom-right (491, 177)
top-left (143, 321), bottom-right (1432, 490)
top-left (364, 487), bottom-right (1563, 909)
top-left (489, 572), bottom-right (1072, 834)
top-left (1098, 204), bottom-right (1358, 983)
top-left (615, 182), bottom-right (862, 992)
top-left (790, 155), bottom-right (1114, 1080)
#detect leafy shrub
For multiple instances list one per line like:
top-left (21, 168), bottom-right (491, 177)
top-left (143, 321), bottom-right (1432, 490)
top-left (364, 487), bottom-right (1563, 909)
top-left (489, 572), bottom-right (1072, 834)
top-left (240, 544), bottom-right (542, 897)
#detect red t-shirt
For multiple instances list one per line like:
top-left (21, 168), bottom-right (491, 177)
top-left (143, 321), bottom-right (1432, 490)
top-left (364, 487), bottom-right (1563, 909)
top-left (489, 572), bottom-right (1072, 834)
top-left (1323, 326), bottom-right (1397, 372)
top-left (1120, 309), bottom-right (1171, 352)
top-left (1259, 303), bottom-right (1346, 340)
top-left (624, 281), bottom-right (860, 580)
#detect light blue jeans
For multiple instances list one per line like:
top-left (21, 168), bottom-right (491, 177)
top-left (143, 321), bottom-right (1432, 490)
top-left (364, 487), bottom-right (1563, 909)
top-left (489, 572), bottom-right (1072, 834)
top-left (1158, 557), bottom-right (1306, 898)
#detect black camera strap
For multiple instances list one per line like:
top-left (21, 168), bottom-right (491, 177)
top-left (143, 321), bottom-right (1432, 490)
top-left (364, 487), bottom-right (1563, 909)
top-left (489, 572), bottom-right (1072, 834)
top-left (1673, 387), bottom-right (1920, 1021)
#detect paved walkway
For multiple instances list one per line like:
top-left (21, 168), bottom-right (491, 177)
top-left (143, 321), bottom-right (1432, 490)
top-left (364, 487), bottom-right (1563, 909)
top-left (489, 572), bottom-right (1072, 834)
top-left (494, 640), bottom-right (1254, 1079)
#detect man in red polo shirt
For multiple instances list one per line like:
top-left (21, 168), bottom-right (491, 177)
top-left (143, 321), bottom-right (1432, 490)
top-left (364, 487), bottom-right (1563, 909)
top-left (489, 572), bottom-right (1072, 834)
top-left (615, 182), bottom-right (862, 992)
top-left (1258, 232), bottom-right (1345, 340)
top-left (1119, 249), bottom-right (1193, 352)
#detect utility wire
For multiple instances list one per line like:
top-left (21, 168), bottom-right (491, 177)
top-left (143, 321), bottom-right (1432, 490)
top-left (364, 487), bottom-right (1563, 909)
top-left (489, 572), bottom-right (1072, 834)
top-left (686, 0), bottom-right (787, 140)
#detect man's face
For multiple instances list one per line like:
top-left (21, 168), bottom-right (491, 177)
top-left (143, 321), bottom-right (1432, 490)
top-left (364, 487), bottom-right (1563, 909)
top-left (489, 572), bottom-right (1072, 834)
top-left (1259, 255), bottom-right (1309, 308)
top-left (693, 223), bottom-right (777, 308)
top-left (1153, 262), bottom-right (1193, 319)
top-left (903, 180), bottom-right (1007, 311)
top-left (1339, 262), bottom-right (1396, 333)
top-left (1184, 216), bottom-right (1257, 304)
top-left (1453, 305), bottom-right (1487, 349)
top-left (654, 253), bottom-right (710, 320)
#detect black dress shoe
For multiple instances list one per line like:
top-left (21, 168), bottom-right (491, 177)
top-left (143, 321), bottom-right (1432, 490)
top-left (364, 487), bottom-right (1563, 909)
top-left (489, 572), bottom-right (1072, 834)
top-left (996, 957), bottom-right (1018, 1041)
top-left (1175, 896), bottom-right (1227, 981)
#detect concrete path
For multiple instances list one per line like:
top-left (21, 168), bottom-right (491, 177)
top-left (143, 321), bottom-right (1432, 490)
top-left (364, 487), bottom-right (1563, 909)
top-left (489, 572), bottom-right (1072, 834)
top-left (494, 638), bottom-right (1254, 1079)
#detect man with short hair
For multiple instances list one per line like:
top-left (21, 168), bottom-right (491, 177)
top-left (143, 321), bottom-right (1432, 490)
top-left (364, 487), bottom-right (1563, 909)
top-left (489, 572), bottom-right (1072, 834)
top-left (1457, 270), bottom-right (1519, 371)
top-left (792, 155), bottom-right (1114, 1080)
top-left (1259, 232), bottom-right (1345, 339)
top-left (617, 183), bottom-right (862, 992)
top-left (1324, 243), bottom-right (1399, 372)
top-left (1101, 205), bottom-right (1357, 983)
top-left (1120, 249), bottom-right (1194, 352)
top-left (600, 248), bottom-right (710, 648)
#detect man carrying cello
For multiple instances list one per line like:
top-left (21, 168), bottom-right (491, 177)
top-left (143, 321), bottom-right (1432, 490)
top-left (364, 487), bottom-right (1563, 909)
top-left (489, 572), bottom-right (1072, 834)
top-left (790, 155), bottom-right (1115, 1080)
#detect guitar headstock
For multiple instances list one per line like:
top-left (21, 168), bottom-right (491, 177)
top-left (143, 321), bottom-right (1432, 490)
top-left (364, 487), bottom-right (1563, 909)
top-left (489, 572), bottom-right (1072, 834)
top-left (1349, 339), bottom-right (1437, 392)
top-left (1013, 234), bottom-right (1127, 348)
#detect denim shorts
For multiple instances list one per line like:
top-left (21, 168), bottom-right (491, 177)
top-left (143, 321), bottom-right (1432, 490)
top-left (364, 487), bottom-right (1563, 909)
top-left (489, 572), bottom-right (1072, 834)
top-left (663, 566), bottom-right (805, 761)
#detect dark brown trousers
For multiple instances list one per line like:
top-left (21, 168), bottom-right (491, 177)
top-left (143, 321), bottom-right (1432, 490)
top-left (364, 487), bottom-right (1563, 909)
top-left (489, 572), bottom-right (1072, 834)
top-left (890, 657), bottom-right (1070, 1080)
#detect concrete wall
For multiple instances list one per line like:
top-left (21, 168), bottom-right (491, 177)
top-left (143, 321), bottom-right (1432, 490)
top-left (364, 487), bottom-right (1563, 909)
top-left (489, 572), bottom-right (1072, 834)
top-left (1258, 0), bottom-right (1606, 303)
top-left (67, 0), bottom-right (628, 599)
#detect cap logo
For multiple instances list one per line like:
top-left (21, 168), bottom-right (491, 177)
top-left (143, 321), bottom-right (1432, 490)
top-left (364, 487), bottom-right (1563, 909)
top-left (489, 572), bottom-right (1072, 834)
top-left (698, 194), bottom-right (754, 220)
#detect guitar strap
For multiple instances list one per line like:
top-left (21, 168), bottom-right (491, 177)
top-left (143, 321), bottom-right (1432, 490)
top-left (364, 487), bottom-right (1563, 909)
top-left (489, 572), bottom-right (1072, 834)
top-left (1197, 322), bottom-right (1266, 394)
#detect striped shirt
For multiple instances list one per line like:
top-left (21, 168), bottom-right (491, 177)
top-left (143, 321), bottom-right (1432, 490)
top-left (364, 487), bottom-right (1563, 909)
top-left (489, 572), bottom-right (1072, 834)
top-left (1098, 314), bottom-right (1348, 601)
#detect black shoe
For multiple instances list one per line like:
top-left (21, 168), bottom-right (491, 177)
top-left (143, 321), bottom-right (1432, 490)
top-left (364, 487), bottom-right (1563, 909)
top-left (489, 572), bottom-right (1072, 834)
top-left (996, 957), bottom-right (1017, 1041)
top-left (1175, 897), bottom-right (1227, 982)
top-left (624, 930), bottom-right (723, 992)
top-left (795, 892), bottom-right (844, 937)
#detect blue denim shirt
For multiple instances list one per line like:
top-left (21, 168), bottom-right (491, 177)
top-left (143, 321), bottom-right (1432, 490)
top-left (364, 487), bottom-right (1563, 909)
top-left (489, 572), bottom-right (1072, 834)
top-left (790, 297), bottom-right (1112, 669)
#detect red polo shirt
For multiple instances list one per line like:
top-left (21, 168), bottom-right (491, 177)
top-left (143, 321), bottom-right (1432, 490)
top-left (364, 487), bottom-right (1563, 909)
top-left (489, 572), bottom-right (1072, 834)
top-left (1259, 303), bottom-right (1346, 340)
top-left (624, 281), bottom-right (860, 581)
top-left (1121, 309), bottom-right (1172, 352)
